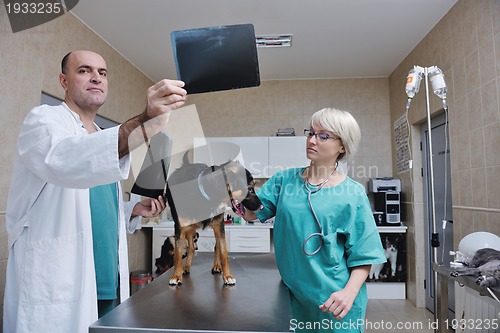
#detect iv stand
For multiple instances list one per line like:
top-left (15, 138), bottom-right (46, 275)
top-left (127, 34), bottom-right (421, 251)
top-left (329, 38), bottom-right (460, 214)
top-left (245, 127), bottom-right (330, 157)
top-left (411, 65), bottom-right (446, 333)
top-left (423, 66), bottom-right (440, 259)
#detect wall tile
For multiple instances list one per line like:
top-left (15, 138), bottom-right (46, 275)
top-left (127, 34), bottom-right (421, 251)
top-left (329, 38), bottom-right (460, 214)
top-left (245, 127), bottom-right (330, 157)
top-left (485, 165), bottom-right (500, 209)
top-left (452, 60), bottom-right (467, 100)
top-left (0, 165), bottom-right (13, 212)
top-left (463, 0), bottom-right (479, 57)
top-left (459, 169), bottom-right (473, 206)
top-left (470, 168), bottom-right (487, 207)
top-left (467, 88), bottom-right (483, 130)
top-left (465, 51), bottom-right (481, 93)
top-left (448, 3), bottom-right (466, 62)
top-left (487, 212), bottom-right (500, 235)
top-left (0, 215), bottom-right (7, 260)
top-left (468, 127), bottom-right (486, 168)
top-left (456, 132), bottom-right (472, 170)
top-left (472, 210), bottom-right (489, 232)
top-left (484, 122), bottom-right (500, 166)
top-left (481, 79), bottom-right (499, 124)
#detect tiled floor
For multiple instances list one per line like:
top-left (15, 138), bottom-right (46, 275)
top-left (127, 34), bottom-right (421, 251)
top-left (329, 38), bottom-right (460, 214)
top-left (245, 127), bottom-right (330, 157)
top-left (365, 300), bottom-right (453, 333)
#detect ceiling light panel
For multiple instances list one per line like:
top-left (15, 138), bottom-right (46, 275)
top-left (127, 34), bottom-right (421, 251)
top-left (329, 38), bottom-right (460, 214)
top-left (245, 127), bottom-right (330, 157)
top-left (255, 34), bottom-right (292, 48)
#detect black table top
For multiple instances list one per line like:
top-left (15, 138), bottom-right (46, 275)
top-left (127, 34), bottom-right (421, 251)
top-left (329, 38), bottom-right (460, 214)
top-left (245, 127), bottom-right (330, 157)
top-left (90, 253), bottom-right (293, 333)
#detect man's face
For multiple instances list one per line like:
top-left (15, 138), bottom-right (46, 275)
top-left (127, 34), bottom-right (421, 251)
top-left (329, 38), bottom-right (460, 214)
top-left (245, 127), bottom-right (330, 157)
top-left (60, 50), bottom-right (108, 111)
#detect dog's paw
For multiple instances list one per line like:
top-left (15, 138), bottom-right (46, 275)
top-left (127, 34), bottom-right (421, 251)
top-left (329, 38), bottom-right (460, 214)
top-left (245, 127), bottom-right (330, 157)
top-left (183, 266), bottom-right (191, 275)
top-left (223, 275), bottom-right (236, 285)
top-left (211, 265), bottom-right (222, 275)
top-left (169, 275), bottom-right (183, 286)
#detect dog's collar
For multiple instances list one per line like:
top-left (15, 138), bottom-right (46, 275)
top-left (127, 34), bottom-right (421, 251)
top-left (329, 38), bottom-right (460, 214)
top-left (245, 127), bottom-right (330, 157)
top-left (197, 165), bottom-right (216, 201)
top-left (197, 164), bottom-right (239, 213)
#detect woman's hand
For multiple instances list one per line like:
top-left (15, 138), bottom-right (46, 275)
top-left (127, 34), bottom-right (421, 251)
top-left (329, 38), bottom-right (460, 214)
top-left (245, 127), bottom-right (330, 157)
top-left (319, 265), bottom-right (370, 319)
top-left (132, 196), bottom-right (166, 218)
top-left (319, 287), bottom-right (358, 319)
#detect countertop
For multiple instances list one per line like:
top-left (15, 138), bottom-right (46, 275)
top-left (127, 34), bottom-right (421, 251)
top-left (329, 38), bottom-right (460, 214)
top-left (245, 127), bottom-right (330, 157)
top-left (90, 253), bottom-right (293, 333)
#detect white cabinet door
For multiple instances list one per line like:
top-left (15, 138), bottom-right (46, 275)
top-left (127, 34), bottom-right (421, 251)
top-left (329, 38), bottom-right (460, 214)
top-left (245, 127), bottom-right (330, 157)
top-left (268, 137), bottom-right (309, 176)
top-left (196, 227), bottom-right (216, 252)
top-left (231, 137), bottom-right (268, 178)
top-left (194, 137), bottom-right (269, 178)
top-left (229, 228), bottom-right (270, 253)
top-left (193, 137), bottom-right (233, 165)
top-left (194, 137), bottom-right (309, 177)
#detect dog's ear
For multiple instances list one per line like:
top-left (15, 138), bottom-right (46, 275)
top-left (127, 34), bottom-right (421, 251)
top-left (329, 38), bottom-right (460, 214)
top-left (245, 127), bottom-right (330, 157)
top-left (182, 151), bottom-right (192, 165)
top-left (245, 168), bottom-right (254, 182)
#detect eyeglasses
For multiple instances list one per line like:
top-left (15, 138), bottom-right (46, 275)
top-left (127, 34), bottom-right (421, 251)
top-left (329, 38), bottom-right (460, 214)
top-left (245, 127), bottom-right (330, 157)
top-left (304, 129), bottom-right (341, 142)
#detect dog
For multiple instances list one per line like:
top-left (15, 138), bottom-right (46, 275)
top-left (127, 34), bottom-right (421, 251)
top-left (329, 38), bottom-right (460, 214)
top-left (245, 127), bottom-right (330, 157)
top-left (164, 156), bottom-right (262, 286)
top-left (451, 248), bottom-right (500, 291)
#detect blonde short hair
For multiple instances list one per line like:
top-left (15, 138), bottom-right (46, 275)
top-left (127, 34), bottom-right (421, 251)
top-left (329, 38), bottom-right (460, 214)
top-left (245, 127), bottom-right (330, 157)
top-left (309, 108), bottom-right (361, 162)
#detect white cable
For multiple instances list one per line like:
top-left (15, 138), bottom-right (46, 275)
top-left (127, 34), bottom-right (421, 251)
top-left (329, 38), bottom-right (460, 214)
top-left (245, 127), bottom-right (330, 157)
top-left (440, 106), bottom-right (450, 264)
top-left (405, 105), bottom-right (415, 227)
top-left (443, 106), bottom-right (449, 221)
top-left (486, 287), bottom-right (500, 303)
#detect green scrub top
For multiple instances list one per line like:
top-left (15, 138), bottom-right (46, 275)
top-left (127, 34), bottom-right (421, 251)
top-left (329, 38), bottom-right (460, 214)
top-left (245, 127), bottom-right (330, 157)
top-left (90, 183), bottom-right (119, 300)
top-left (255, 168), bottom-right (386, 332)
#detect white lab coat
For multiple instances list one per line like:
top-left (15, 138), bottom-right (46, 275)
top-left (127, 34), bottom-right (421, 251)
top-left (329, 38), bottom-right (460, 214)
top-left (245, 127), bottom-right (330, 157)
top-left (3, 103), bottom-right (141, 333)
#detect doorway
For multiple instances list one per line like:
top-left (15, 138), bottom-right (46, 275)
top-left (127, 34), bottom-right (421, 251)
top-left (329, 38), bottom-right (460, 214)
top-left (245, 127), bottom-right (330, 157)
top-left (421, 111), bottom-right (454, 318)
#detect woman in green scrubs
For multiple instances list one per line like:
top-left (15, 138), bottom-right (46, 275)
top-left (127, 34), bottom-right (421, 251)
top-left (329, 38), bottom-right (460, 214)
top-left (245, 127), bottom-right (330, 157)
top-left (236, 108), bottom-right (386, 332)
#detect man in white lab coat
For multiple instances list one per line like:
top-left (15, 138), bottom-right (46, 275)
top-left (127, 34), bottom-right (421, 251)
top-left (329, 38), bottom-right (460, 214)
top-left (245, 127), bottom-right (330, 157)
top-left (3, 50), bottom-right (187, 333)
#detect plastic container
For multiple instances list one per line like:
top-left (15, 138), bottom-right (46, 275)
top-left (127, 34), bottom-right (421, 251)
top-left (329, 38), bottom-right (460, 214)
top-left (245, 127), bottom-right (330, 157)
top-left (130, 270), bottom-right (152, 295)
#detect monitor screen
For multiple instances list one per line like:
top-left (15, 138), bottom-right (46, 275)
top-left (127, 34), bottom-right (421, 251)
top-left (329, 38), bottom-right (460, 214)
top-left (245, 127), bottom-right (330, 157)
top-left (171, 23), bottom-right (260, 94)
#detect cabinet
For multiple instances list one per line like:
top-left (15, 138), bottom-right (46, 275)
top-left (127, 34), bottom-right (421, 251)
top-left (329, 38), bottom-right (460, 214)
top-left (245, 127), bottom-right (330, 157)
top-left (193, 137), bottom-right (233, 166)
top-left (194, 136), bottom-right (308, 178)
top-left (229, 228), bottom-right (270, 253)
top-left (268, 137), bottom-right (308, 176)
top-left (195, 227), bottom-right (221, 252)
top-left (232, 137), bottom-right (269, 178)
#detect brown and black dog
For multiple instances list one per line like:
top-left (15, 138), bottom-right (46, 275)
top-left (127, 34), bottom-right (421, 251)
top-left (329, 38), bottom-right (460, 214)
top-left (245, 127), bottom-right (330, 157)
top-left (164, 158), bottom-right (262, 285)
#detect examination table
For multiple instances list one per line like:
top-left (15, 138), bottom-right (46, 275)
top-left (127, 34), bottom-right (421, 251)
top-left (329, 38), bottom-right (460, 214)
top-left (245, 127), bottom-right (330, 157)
top-left (90, 253), bottom-right (293, 332)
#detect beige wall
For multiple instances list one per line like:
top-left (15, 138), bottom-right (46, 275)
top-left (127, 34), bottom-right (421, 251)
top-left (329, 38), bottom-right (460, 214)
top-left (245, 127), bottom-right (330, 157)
top-left (389, 0), bottom-right (500, 307)
top-left (0, 9), bottom-right (154, 329)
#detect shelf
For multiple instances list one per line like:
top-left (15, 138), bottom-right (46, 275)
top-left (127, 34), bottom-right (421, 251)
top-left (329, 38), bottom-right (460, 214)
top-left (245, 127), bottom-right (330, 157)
top-left (377, 225), bottom-right (407, 233)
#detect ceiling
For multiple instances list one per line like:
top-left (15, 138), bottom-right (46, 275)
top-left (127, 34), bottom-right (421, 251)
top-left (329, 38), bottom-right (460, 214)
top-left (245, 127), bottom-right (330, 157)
top-left (71, 0), bottom-right (458, 83)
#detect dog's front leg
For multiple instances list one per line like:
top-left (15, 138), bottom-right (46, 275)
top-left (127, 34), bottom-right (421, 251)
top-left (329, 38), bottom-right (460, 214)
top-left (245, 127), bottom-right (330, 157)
top-left (169, 232), bottom-right (186, 286)
top-left (211, 220), bottom-right (235, 285)
top-left (183, 229), bottom-right (197, 275)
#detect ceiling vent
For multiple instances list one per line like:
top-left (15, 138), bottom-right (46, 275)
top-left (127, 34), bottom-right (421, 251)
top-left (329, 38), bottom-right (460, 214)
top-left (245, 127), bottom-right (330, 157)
top-left (255, 34), bottom-right (292, 48)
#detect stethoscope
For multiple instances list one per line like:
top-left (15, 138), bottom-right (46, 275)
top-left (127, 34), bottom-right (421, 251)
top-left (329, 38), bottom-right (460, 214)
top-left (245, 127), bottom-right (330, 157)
top-left (302, 165), bottom-right (337, 256)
